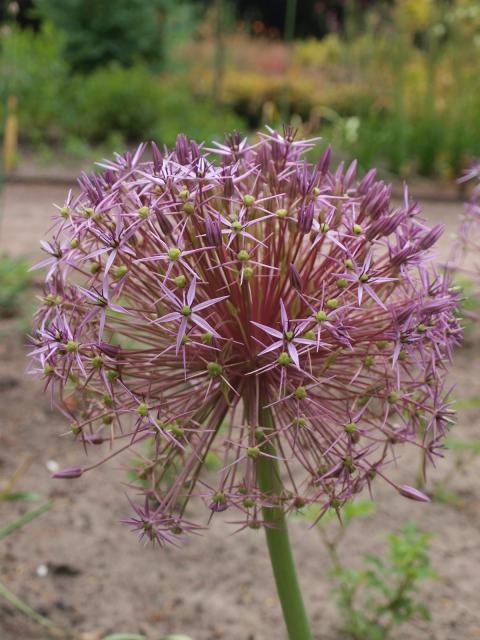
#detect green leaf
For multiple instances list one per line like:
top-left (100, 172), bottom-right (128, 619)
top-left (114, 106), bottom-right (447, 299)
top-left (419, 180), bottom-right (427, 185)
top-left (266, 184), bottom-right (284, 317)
top-left (0, 500), bottom-right (53, 541)
top-left (0, 579), bottom-right (69, 635)
top-left (454, 396), bottom-right (480, 410)
top-left (342, 498), bottom-right (376, 524)
top-left (444, 436), bottom-right (480, 454)
top-left (1, 491), bottom-right (42, 502)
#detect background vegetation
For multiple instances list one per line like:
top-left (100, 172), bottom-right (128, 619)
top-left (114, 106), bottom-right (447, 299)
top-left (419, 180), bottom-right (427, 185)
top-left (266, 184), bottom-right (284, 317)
top-left (1, 0), bottom-right (479, 178)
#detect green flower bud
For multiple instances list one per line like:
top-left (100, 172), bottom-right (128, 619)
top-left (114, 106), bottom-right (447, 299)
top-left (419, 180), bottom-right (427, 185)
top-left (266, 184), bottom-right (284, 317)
top-left (167, 247), bottom-right (181, 261)
top-left (91, 355), bottom-right (103, 368)
top-left (137, 403), bottom-right (148, 417)
top-left (237, 250), bottom-right (249, 262)
top-left (181, 305), bottom-right (192, 316)
top-left (103, 394), bottom-right (113, 407)
top-left (207, 362), bottom-right (222, 377)
top-left (388, 391), bottom-right (399, 403)
top-left (247, 446), bottom-right (260, 459)
top-left (66, 340), bottom-right (79, 353)
top-left (243, 194), bottom-right (255, 206)
top-left (336, 278), bottom-right (348, 289)
top-left (168, 423), bottom-right (185, 438)
top-left (201, 332), bottom-right (213, 344)
top-left (243, 266), bottom-right (254, 281)
top-left (277, 352), bottom-right (292, 366)
top-left (183, 202), bottom-right (194, 215)
top-left (275, 208), bottom-right (288, 218)
top-left (326, 298), bottom-right (339, 309)
top-left (353, 223), bottom-right (362, 235)
top-left (315, 310), bottom-right (328, 322)
top-left (138, 206), bottom-right (150, 219)
top-left (174, 275), bottom-right (187, 288)
top-left (113, 265), bottom-right (128, 278)
top-left (294, 386), bottom-right (307, 400)
top-left (255, 428), bottom-right (264, 441)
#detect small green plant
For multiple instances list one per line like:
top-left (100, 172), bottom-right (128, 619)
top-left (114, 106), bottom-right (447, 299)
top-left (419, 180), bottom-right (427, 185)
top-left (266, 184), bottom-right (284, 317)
top-left (299, 501), bottom-right (435, 639)
top-left (300, 498), bottom-right (376, 569)
top-left (332, 524), bottom-right (435, 640)
top-left (0, 255), bottom-right (32, 318)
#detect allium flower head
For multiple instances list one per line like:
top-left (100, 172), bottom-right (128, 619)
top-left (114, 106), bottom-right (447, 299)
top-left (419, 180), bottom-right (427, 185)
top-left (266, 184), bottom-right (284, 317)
top-left (30, 129), bottom-right (461, 545)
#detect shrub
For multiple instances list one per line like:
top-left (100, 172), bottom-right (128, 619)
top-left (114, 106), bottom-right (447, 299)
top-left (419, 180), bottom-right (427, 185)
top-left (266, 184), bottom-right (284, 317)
top-left (34, 0), bottom-right (167, 72)
top-left (66, 65), bottom-right (246, 146)
top-left (0, 23), bottom-right (68, 144)
top-left (66, 64), bottom-right (164, 143)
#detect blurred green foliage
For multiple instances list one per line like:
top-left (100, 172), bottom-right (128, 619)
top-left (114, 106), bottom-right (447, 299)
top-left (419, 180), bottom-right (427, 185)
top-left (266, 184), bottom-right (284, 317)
top-left (1, 0), bottom-right (480, 176)
top-left (34, 0), bottom-right (167, 72)
top-left (0, 255), bottom-right (32, 318)
top-left (332, 524), bottom-right (435, 640)
top-left (0, 23), bottom-right (68, 145)
top-left (0, 22), bottom-right (245, 149)
top-left (299, 498), bottom-right (435, 638)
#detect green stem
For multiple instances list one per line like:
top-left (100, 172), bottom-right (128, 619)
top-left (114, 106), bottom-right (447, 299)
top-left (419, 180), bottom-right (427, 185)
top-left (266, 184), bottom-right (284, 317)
top-left (0, 500), bottom-right (53, 541)
top-left (0, 579), bottom-right (69, 638)
top-left (257, 405), bottom-right (313, 640)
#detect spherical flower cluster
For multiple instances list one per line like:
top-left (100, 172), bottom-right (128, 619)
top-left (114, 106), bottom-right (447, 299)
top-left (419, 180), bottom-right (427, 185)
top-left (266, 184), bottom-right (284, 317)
top-left (30, 129), bottom-right (461, 546)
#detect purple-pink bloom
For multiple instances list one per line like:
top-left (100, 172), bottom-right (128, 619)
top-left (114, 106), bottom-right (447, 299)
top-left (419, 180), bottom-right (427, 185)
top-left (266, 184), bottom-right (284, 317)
top-left (30, 129), bottom-right (461, 545)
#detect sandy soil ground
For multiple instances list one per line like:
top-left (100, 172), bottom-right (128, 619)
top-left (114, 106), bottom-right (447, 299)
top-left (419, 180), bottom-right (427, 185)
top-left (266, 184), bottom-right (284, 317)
top-left (1, 181), bottom-right (479, 640)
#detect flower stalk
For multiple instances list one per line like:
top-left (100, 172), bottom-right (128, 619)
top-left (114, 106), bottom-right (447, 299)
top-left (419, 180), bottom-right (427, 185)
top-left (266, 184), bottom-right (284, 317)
top-left (258, 401), bottom-right (313, 640)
